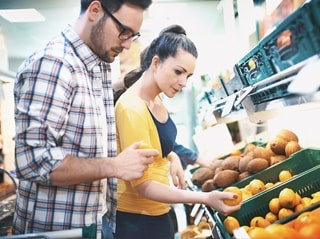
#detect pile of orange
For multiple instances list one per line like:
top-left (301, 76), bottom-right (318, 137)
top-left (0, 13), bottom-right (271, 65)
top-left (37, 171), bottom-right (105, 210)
top-left (246, 209), bottom-right (320, 239)
top-left (237, 170), bottom-right (294, 203)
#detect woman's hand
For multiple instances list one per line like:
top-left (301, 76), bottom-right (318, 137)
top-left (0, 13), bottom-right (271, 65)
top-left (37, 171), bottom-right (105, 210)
top-left (168, 151), bottom-right (186, 189)
top-left (205, 190), bottom-right (242, 216)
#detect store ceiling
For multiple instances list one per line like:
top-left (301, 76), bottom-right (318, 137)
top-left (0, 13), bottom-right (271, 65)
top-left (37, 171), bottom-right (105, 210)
top-left (0, 0), bottom-right (85, 61)
top-left (0, 0), bottom-right (222, 60)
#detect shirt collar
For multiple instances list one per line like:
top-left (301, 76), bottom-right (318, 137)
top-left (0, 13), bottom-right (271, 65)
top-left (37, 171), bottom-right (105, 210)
top-left (62, 25), bottom-right (108, 72)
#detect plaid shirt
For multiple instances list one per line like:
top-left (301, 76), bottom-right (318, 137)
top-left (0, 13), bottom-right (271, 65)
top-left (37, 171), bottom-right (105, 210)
top-left (13, 25), bottom-right (117, 235)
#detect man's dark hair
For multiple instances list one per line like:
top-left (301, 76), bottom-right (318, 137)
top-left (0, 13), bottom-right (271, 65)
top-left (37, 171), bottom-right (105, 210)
top-left (81, 0), bottom-right (152, 14)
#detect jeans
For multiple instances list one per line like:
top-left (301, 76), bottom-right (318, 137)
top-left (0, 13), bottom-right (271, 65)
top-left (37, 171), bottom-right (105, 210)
top-left (102, 215), bottom-right (115, 239)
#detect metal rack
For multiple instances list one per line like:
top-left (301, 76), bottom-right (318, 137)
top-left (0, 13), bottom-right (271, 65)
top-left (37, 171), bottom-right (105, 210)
top-left (0, 224), bottom-right (97, 239)
top-left (210, 54), bottom-right (320, 124)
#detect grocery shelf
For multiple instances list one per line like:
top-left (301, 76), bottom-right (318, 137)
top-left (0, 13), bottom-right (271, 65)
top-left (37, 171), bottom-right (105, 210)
top-left (210, 54), bottom-right (320, 124)
top-left (0, 69), bottom-right (15, 83)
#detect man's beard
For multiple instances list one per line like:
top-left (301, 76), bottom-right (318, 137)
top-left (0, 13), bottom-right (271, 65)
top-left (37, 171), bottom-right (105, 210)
top-left (91, 17), bottom-right (113, 63)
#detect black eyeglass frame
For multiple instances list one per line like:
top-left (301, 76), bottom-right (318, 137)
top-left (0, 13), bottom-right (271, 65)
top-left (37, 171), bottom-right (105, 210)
top-left (99, 1), bottom-right (141, 41)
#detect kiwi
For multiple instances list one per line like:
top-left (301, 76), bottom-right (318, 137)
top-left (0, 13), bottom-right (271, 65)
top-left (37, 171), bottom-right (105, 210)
top-left (285, 141), bottom-right (301, 157)
top-left (221, 155), bottom-right (240, 171)
top-left (246, 158), bottom-right (269, 174)
top-left (191, 167), bottom-right (215, 187)
top-left (239, 155), bottom-right (252, 173)
top-left (201, 179), bottom-right (217, 192)
top-left (252, 146), bottom-right (270, 161)
top-left (270, 155), bottom-right (287, 165)
top-left (213, 169), bottom-right (239, 188)
top-left (277, 129), bottom-right (299, 142)
top-left (270, 137), bottom-right (288, 155)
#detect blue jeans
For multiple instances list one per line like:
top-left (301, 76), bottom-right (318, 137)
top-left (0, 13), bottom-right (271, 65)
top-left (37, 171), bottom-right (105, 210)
top-left (102, 215), bottom-right (115, 239)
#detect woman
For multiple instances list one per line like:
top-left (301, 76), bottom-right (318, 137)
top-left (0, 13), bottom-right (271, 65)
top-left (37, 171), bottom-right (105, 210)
top-left (114, 25), bottom-right (241, 239)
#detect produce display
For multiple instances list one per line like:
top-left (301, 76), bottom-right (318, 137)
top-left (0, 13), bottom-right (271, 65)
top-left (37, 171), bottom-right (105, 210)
top-left (223, 188), bottom-right (320, 237)
top-left (191, 129), bottom-right (301, 192)
top-left (245, 202), bottom-right (320, 239)
top-left (178, 219), bottom-right (213, 239)
top-left (187, 129), bottom-right (320, 239)
top-left (212, 149), bottom-right (320, 239)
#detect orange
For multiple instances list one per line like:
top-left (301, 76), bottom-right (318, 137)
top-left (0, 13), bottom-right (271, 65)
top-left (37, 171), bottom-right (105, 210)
top-left (247, 227), bottom-right (272, 239)
top-left (223, 216), bottom-right (240, 235)
top-left (294, 211), bottom-right (320, 231)
top-left (278, 170), bottom-right (292, 182)
top-left (279, 188), bottom-right (296, 208)
top-left (269, 198), bottom-right (281, 214)
top-left (248, 179), bottom-right (265, 195)
top-left (300, 197), bottom-right (312, 207)
top-left (298, 223), bottom-right (320, 239)
top-left (310, 207), bottom-right (320, 217)
top-left (274, 181), bottom-right (282, 186)
top-left (295, 193), bottom-right (301, 205)
top-left (265, 182), bottom-right (274, 189)
top-left (310, 196), bottom-right (320, 205)
top-left (278, 208), bottom-right (294, 220)
top-left (240, 188), bottom-right (252, 201)
top-left (139, 141), bottom-right (152, 149)
top-left (223, 186), bottom-right (242, 206)
top-left (311, 191), bottom-right (320, 199)
top-left (265, 211), bottom-right (278, 223)
top-left (231, 149), bottom-right (242, 156)
top-left (250, 216), bottom-right (270, 228)
top-left (294, 203), bottom-right (305, 212)
top-left (240, 225), bottom-right (250, 232)
top-left (266, 224), bottom-right (299, 239)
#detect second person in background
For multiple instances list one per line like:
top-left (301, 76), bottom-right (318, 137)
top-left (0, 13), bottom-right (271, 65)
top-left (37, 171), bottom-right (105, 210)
top-left (114, 25), bottom-right (242, 239)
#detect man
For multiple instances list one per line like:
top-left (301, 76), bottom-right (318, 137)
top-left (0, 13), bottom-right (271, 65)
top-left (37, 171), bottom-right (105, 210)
top-left (13, 0), bottom-right (157, 238)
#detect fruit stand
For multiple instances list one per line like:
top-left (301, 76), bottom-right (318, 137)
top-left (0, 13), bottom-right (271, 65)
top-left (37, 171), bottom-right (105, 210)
top-left (183, 0), bottom-right (320, 238)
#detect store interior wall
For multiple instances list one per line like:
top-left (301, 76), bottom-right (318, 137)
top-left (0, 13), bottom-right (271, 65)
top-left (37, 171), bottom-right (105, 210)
top-left (1, 0), bottom-right (249, 154)
top-left (1, 0), bottom-right (319, 164)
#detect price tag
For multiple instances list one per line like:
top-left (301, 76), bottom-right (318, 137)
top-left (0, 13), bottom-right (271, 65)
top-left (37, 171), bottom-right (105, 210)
top-left (221, 94), bottom-right (237, 117)
top-left (194, 208), bottom-right (205, 225)
top-left (190, 203), bottom-right (201, 218)
top-left (233, 227), bottom-right (250, 239)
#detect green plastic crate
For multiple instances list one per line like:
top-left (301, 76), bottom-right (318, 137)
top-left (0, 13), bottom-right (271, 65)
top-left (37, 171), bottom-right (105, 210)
top-left (187, 141), bottom-right (266, 191)
top-left (231, 147), bottom-right (320, 190)
top-left (261, 1), bottom-right (320, 73)
top-left (213, 160), bottom-right (320, 239)
top-left (275, 201), bottom-right (320, 226)
top-left (234, 44), bottom-right (276, 87)
top-left (249, 81), bottom-right (291, 105)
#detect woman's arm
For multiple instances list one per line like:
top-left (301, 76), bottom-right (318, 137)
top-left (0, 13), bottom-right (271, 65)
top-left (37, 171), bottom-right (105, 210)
top-left (135, 180), bottom-right (241, 216)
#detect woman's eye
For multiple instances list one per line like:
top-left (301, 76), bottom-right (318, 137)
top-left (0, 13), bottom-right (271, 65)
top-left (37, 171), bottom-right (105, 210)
top-left (174, 70), bottom-right (182, 75)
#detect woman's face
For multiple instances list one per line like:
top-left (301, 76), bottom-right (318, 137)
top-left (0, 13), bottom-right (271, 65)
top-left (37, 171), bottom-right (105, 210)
top-left (154, 49), bottom-right (196, 98)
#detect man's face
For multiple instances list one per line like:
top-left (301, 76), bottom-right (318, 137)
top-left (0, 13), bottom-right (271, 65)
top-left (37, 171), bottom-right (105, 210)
top-left (90, 3), bottom-right (144, 63)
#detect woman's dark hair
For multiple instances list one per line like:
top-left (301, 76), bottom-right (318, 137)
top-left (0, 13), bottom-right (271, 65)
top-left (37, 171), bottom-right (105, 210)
top-left (114, 24), bottom-right (198, 104)
top-left (159, 24), bottom-right (186, 36)
top-left (81, 0), bottom-right (152, 14)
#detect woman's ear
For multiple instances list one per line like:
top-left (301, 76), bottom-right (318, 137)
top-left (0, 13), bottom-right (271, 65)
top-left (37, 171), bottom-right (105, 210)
top-left (151, 55), bottom-right (160, 71)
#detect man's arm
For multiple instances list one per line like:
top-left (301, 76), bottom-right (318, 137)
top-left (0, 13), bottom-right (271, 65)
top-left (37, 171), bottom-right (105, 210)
top-left (50, 142), bottom-right (158, 186)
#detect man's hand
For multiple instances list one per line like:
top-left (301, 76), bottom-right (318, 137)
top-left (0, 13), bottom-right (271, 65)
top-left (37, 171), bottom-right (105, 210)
top-left (115, 142), bottom-right (159, 181)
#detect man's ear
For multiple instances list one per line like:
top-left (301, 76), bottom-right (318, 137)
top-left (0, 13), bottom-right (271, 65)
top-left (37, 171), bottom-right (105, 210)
top-left (87, 1), bottom-right (104, 21)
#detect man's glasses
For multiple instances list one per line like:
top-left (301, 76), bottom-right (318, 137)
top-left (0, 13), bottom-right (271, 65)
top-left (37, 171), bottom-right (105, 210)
top-left (100, 1), bottom-right (141, 41)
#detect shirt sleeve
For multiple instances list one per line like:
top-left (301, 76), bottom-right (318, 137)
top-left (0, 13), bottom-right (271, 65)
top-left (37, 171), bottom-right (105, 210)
top-left (116, 101), bottom-right (160, 187)
top-left (173, 142), bottom-right (198, 167)
top-left (14, 55), bottom-right (71, 184)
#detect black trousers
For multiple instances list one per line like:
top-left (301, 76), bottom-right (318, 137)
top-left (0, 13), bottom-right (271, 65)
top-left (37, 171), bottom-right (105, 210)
top-left (115, 210), bottom-right (175, 239)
